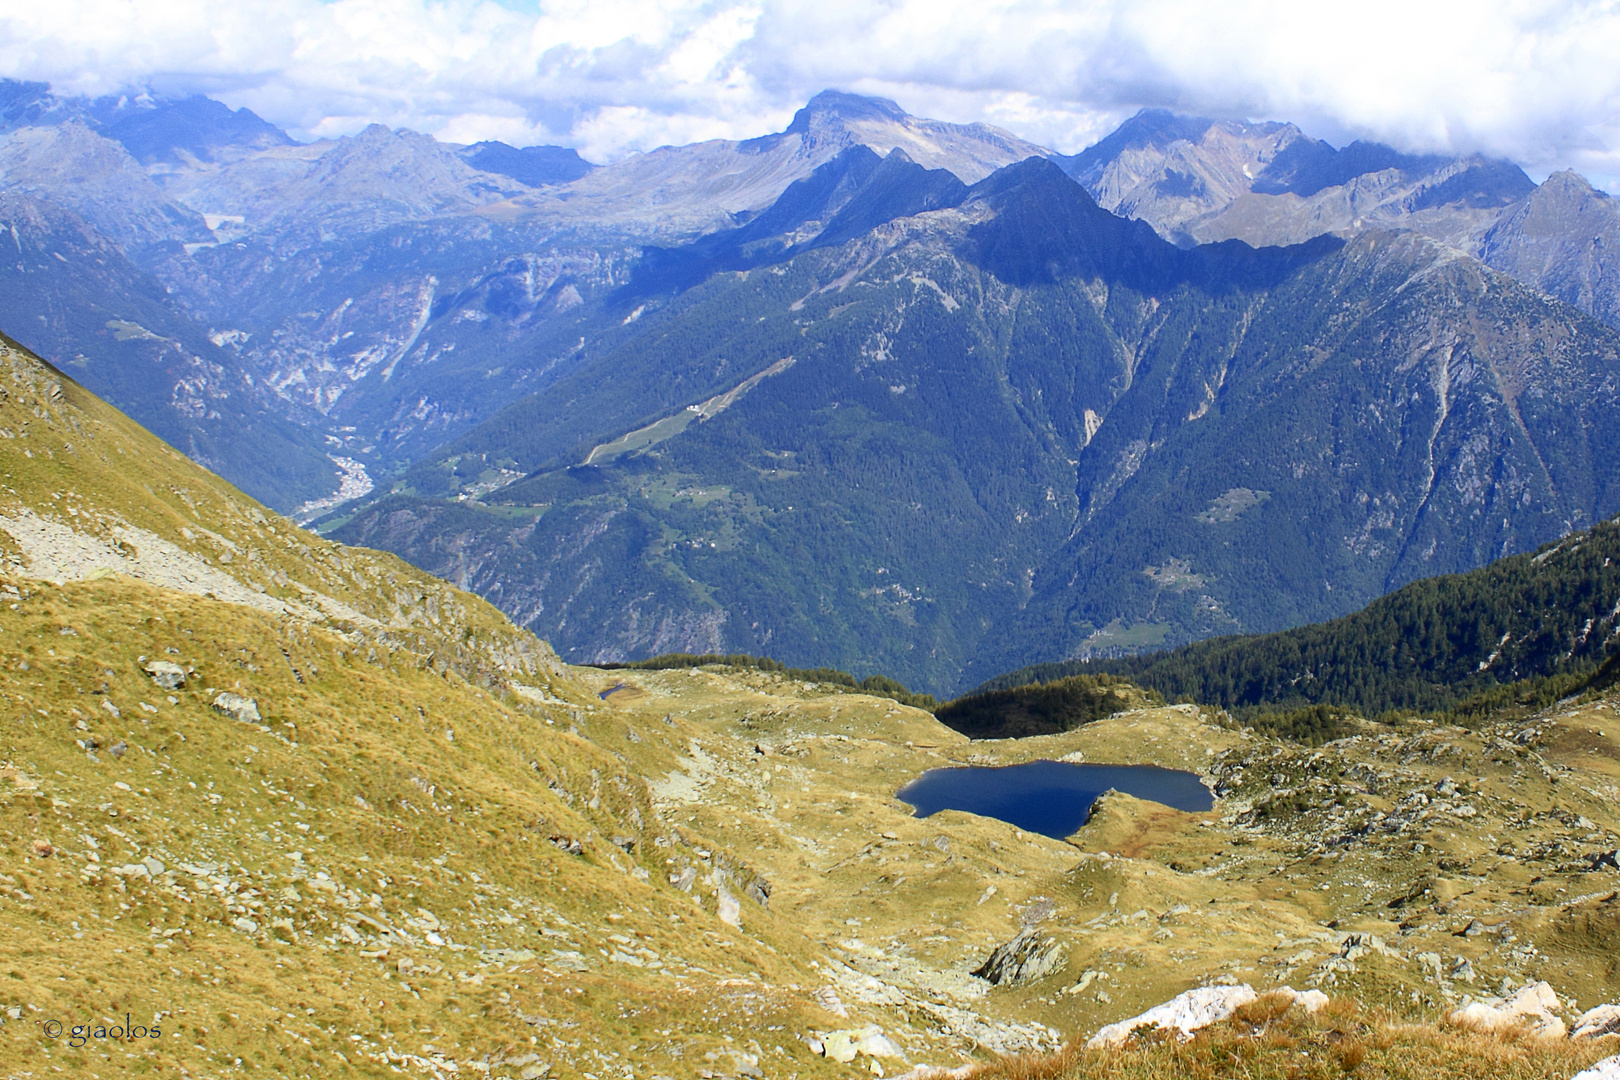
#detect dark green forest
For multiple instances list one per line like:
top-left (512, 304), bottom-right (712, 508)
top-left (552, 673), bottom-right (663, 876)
top-left (932, 673), bottom-right (1153, 739)
top-left (975, 513), bottom-right (1620, 718)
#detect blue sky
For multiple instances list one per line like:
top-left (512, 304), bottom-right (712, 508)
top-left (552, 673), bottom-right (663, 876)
top-left (3, 0), bottom-right (1619, 189)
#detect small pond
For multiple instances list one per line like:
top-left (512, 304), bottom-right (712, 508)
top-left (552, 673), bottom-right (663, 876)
top-left (896, 760), bottom-right (1213, 840)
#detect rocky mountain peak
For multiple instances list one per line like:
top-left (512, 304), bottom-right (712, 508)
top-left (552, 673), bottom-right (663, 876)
top-left (773, 88), bottom-right (1051, 183)
top-left (0, 77), bottom-right (71, 132)
top-left (298, 122), bottom-right (517, 206)
top-left (90, 92), bottom-right (296, 165)
top-left (1538, 169), bottom-right (1607, 200)
top-left (0, 117), bottom-right (211, 249)
top-left (353, 122), bottom-right (399, 142)
top-left (969, 154), bottom-right (1089, 205)
top-left (1476, 165), bottom-right (1620, 326)
top-left (785, 89), bottom-right (911, 134)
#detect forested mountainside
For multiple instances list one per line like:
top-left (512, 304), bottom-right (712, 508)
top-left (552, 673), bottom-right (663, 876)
top-left (0, 194), bottom-right (338, 505)
top-left (331, 155), bottom-right (1620, 696)
top-left (9, 81), bottom-right (1620, 524)
top-left (1, 85), bottom-right (1048, 512)
top-left (974, 513), bottom-right (1620, 716)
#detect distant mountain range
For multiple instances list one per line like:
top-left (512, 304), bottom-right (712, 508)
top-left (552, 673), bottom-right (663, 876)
top-left (5, 80), bottom-right (1620, 693)
top-left (333, 155), bottom-right (1620, 694)
top-left (1052, 109), bottom-right (1620, 333)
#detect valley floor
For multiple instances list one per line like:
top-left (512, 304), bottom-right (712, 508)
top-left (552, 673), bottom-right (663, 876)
top-left (5, 568), bottom-right (1620, 1078)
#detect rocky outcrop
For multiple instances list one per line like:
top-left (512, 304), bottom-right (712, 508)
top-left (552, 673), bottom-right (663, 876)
top-left (810, 1025), bottom-right (907, 1065)
top-left (142, 659), bottom-right (187, 689)
top-left (1573, 1004), bottom-right (1620, 1040)
top-left (1087, 984), bottom-right (1327, 1049)
top-left (1448, 981), bottom-right (1567, 1039)
top-left (211, 692), bottom-right (262, 725)
top-left (971, 929), bottom-right (1067, 986)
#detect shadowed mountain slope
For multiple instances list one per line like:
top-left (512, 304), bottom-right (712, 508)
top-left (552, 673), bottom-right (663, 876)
top-left (90, 93), bottom-right (296, 165)
top-left (0, 192), bottom-right (337, 510)
top-left (329, 158), bottom-right (1620, 695)
top-left (456, 139), bottom-right (596, 186)
top-left (973, 512), bottom-right (1620, 716)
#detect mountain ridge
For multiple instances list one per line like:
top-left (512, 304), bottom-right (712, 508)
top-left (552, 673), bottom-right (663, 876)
top-left (9, 81), bottom-right (1620, 692)
top-left (325, 155), bottom-right (1620, 696)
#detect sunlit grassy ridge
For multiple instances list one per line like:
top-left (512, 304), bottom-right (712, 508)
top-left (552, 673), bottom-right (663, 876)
top-left (0, 330), bottom-right (562, 693)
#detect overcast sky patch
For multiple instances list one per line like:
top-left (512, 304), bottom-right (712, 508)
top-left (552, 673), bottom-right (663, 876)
top-left (3, 0), bottom-right (1619, 188)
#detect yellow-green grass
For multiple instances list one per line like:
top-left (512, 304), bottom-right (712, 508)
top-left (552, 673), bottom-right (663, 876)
top-left (978, 995), bottom-right (1614, 1080)
top-left (0, 574), bottom-right (846, 1077)
top-left (0, 333), bottom-right (563, 692)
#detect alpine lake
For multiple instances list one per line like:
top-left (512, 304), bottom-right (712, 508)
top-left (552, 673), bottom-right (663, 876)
top-left (897, 760), bottom-right (1214, 839)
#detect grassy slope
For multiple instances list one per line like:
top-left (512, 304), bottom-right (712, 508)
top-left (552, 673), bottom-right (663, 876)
top-left (0, 337), bottom-right (853, 1078)
top-left (981, 994), bottom-right (1610, 1080)
top-left (0, 331), bottom-right (562, 690)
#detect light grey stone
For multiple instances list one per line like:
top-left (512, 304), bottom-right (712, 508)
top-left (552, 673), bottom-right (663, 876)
top-left (211, 692), bottom-right (261, 724)
top-left (972, 929), bottom-right (1067, 986)
top-left (143, 660), bottom-right (186, 690)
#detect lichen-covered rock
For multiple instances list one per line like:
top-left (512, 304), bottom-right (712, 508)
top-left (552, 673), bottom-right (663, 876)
top-left (1448, 981), bottom-right (1566, 1038)
top-left (972, 929), bottom-right (1067, 986)
top-left (143, 659), bottom-right (187, 689)
top-left (211, 692), bottom-right (261, 724)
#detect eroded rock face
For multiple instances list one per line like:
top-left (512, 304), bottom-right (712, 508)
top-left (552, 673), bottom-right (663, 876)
top-left (1448, 981), bottom-right (1566, 1038)
top-left (971, 929), bottom-right (1067, 986)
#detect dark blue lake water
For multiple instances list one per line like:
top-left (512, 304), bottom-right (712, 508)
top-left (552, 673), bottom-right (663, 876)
top-left (896, 760), bottom-right (1213, 839)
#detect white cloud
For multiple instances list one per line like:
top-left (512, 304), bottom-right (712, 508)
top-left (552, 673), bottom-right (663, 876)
top-left (3, 0), bottom-right (1620, 186)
